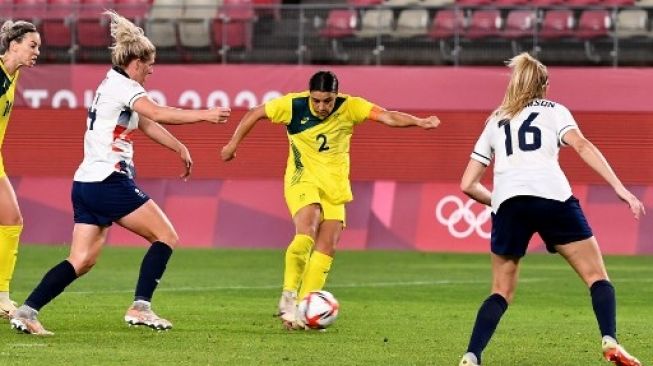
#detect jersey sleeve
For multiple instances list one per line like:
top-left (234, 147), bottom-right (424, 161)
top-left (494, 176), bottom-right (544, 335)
top-left (264, 94), bottom-right (293, 125)
top-left (347, 96), bottom-right (376, 125)
top-left (471, 122), bottom-right (494, 166)
top-left (122, 80), bottom-right (147, 110)
top-left (555, 104), bottom-right (579, 146)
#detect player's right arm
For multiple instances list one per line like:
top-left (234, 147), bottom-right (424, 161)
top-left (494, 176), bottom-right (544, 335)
top-left (133, 96), bottom-right (230, 125)
top-left (221, 104), bottom-right (268, 162)
top-left (562, 129), bottom-right (645, 219)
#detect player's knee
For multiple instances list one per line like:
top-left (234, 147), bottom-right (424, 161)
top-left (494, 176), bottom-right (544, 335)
top-left (69, 257), bottom-right (97, 276)
top-left (156, 233), bottom-right (179, 249)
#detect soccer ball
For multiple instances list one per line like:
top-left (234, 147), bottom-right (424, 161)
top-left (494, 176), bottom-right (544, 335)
top-left (297, 290), bottom-right (340, 329)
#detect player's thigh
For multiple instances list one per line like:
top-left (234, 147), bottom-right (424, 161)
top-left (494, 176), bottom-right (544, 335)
top-left (67, 223), bottom-right (109, 274)
top-left (0, 176), bottom-right (22, 225)
top-left (555, 237), bottom-right (608, 287)
top-left (287, 183), bottom-right (322, 236)
top-left (491, 253), bottom-right (521, 303)
top-left (117, 199), bottom-right (179, 247)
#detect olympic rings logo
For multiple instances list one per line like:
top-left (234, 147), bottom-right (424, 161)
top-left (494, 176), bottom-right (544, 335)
top-left (435, 195), bottom-right (491, 239)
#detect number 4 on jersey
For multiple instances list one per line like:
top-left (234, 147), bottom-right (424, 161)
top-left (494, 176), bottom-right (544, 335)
top-left (503, 112), bottom-right (541, 156)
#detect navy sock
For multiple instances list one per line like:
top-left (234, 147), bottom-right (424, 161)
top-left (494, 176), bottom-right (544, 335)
top-left (590, 279), bottom-right (616, 340)
top-left (467, 293), bottom-right (509, 364)
top-left (134, 241), bottom-right (173, 302)
top-left (25, 260), bottom-right (78, 311)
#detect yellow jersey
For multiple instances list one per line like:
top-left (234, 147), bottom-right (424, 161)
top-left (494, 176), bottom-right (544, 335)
top-left (0, 60), bottom-right (18, 149)
top-left (265, 91), bottom-right (376, 204)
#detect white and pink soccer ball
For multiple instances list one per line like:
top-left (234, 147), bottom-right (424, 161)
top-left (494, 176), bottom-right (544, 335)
top-left (297, 290), bottom-right (340, 329)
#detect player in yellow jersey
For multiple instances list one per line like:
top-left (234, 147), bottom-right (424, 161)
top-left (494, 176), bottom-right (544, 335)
top-left (0, 20), bottom-right (40, 318)
top-left (221, 71), bottom-right (440, 329)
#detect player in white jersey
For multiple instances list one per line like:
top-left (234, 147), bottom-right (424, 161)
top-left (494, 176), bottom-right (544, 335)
top-left (10, 11), bottom-right (230, 336)
top-left (457, 53), bottom-right (645, 366)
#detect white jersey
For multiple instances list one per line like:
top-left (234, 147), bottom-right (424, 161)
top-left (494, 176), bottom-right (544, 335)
top-left (471, 99), bottom-right (579, 213)
top-left (73, 67), bottom-right (147, 182)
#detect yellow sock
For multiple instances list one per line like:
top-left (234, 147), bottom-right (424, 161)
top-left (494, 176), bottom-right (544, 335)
top-left (283, 234), bottom-right (314, 293)
top-left (0, 225), bottom-right (22, 292)
top-left (298, 251), bottom-right (333, 300)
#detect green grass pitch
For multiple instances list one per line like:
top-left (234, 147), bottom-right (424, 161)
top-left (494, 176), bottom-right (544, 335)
top-left (0, 245), bottom-right (650, 365)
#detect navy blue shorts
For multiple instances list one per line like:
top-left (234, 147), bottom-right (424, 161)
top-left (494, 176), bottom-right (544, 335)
top-left (491, 195), bottom-right (593, 257)
top-left (72, 172), bottom-right (150, 227)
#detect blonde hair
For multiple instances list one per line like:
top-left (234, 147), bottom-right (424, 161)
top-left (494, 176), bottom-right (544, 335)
top-left (492, 52), bottom-right (548, 120)
top-left (104, 10), bottom-right (155, 67)
top-left (0, 20), bottom-right (38, 54)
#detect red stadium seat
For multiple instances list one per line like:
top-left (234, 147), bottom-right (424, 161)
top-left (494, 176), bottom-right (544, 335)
top-left (530, 0), bottom-right (565, 6)
top-left (503, 10), bottom-right (536, 39)
top-left (13, 0), bottom-right (47, 20)
top-left (212, 0), bottom-right (255, 50)
top-left (567, 0), bottom-right (602, 5)
top-left (428, 9), bottom-right (465, 39)
top-left (464, 10), bottom-right (502, 39)
top-left (77, 0), bottom-right (113, 61)
top-left (604, 0), bottom-right (635, 5)
top-left (114, 0), bottom-right (151, 23)
top-left (495, 0), bottom-right (530, 5)
top-left (347, 0), bottom-right (383, 5)
top-left (41, 0), bottom-right (75, 48)
top-left (576, 9), bottom-right (611, 39)
top-left (0, 0), bottom-right (13, 22)
top-left (320, 9), bottom-right (357, 39)
top-left (456, 0), bottom-right (492, 6)
top-left (539, 10), bottom-right (575, 40)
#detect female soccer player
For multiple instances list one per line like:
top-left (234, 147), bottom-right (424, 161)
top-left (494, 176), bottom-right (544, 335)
top-left (10, 11), bottom-right (230, 335)
top-left (458, 53), bottom-right (645, 366)
top-left (221, 70), bottom-right (440, 329)
top-left (0, 20), bottom-right (40, 318)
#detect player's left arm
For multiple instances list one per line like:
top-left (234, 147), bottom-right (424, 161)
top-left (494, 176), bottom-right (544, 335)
top-left (139, 115), bottom-right (193, 180)
top-left (460, 159), bottom-right (491, 206)
top-left (371, 107), bottom-right (440, 129)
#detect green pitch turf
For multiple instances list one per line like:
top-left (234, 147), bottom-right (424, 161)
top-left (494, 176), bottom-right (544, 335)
top-left (0, 245), bottom-right (650, 365)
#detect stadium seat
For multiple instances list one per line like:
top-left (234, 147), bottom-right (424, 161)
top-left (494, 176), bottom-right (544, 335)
top-left (539, 10), bottom-right (575, 40)
top-left (347, 0), bottom-right (384, 5)
top-left (428, 9), bottom-right (465, 39)
top-left (495, 0), bottom-right (530, 5)
top-left (355, 9), bottom-right (394, 38)
top-left (464, 10), bottom-right (502, 39)
top-left (604, 0), bottom-right (635, 5)
top-left (384, 0), bottom-right (421, 6)
top-left (13, 0), bottom-right (48, 22)
top-left (503, 10), bottom-right (536, 39)
top-left (614, 9), bottom-right (648, 38)
top-left (566, 0), bottom-right (602, 6)
top-left (529, 0), bottom-right (565, 6)
top-left (393, 9), bottom-right (429, 38)
top-left (419, 0), bottom-right (455, 6)
top-left (179, 0), bottom-right (220, 49)
top-left (145, 0), bottom-right (183, 60)
top-left (212, 0), bottom-right (255, 52)
top-left (576, 9), bottom-right (611, 39)
top-left (39, 0), bottom-right (76, 62)
top-left (320, 9), bottom-right (357, 39)
top-left (77, 0), bottom-right (113, 62)
top-left (0, 0), bottom-right (13, 22)
top-left (456, 0), bottom-right (492, 6)
top-left (114, 0), bottom-right (152, 24)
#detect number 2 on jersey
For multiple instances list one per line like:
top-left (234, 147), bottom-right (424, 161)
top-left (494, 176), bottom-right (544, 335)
top-left (316, 134), bottom-right (330, 152)
top-left (503, 112), bottom-right (541, 156)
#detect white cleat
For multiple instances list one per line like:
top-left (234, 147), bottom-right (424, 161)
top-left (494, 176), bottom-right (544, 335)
top-left (124, 302), bottom-right (172, 331)
top-left (9, 307), bottom-right (53, 336)
top-left (459, 352), bottom-right (480, 366)
top-left (602, 336), bottom-right (641, 366)
top-left (277, 290), bottom-right (297, 330)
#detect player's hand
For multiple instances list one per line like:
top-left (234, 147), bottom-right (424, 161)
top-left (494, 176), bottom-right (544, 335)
top-left (179, 145), bottom-right (193, 180)
top-left (206, 107), bottom-right (231, 124)
top-left (419, 116), bottom-right (441, 129)
top-left (616, 187), bottom-right (646, 219)
top-left (221, 143), bottom-right (237, 162)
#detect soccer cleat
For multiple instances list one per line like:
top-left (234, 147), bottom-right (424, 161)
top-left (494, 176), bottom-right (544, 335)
top-left (602, 336), bottom-right (641, 366)
top-left (9, 307), bottom-right (54, 336)
top-left (277, 290), bottom-right (297, 330)
top-left (0, 298), bottom-right (17, 319)
top-left (124, 302), bottom-right (172, 331)
top-left (459, 352), bottom-right (480, 366)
